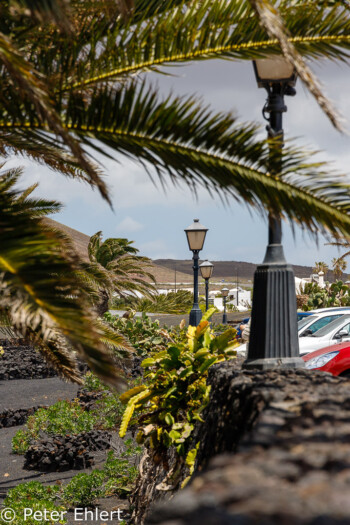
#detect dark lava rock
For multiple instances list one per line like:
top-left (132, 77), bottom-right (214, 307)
top-left (24, 430), bottom-right (112, 471)
top-left (0, 343), bottom-right (57, 380)
top-left (133, 363), bottom-right (350, 525)
top-left (0, 406), bottom-right (47, 428)
top-left (76, 388), bottom-right (106, 410)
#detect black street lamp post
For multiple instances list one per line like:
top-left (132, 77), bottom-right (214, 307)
top-left (200, 260), bottom-right (214, 311)
top-left (185, 219), bottom-right (208, 326)
top-left (222, 287), bottom-right (229, 324)
top-left (243, 57), bottom-right (304, 370)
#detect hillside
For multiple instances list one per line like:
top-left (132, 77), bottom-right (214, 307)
top-left (44, 218), bottom-right (90, 260)
top-left (153, 259), bottom-right (342, 283)
top-left (41, 221), bottom-right (342, 283)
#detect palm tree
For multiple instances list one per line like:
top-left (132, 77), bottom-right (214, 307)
top-left (332, 257), bottom-right (347, 281)
top-left (326, 238), bottom-right (350, 263)
top-left (1, 1), bottom-right (350, 239)
top-left (313, 261), bottom-right (329, 278)
top-left (83, 232), bottom-right (155, 316)
top-left (0, 167), bottom-right (130, 386)
top-left (2, 1), bottom-right (350, 381)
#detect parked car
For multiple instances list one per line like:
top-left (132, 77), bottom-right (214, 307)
top-left (299, 314), bottom-right (350, 355)
top-left (302, 342), bottom-right (350, 376)
top-left (297, 312), bottom-right (313, 322)
top-left (297, 307), bottom-right (350, 337)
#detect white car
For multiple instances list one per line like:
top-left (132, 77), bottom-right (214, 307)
top-left (298, 308), bottom-right (350, 337)
top-left (299, 314), bottom-right (350, 355)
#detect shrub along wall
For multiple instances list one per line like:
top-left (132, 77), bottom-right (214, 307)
top-left (144, 364), bottom-right (350, 525)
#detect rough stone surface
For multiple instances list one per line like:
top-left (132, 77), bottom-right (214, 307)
top-left (139, 363), bottom-right (350, 525)
top-left (24, 430), bottom-right (112, 471)
top-left (0, 406), bottom-right (47, 428)
top-left (0, 342), bottom-right (58, 380)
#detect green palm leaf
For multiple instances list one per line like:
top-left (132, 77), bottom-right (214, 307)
top-left (0, 167), bottom-right (125, 387)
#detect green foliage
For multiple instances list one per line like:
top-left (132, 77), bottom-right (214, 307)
top-left (3, 441), bottom-right (143, 520)
top-left (12, 401), bottom-right (97, 454)
top-left (3, 482), bottom-right (65, 525)
top-left (92, 395), bottom-right (125, 430)
top-left (300, 280), bottom-right (350, 310)
top-left (126, 290), bottom-right (194, 314)
top-left (62, 471), bottom-right (105, 508)
top-left (12, 378), bottom-right (129, 454)
top-left (11, 429), bottom-right (32, 455)
top-left (119, 310), bottom-right (238, 468)
top-left (83, 231), bottom-right (155, 316)
top-left (83, 371), bottom-right (107, 392)
top-left (104, 311), bottom-right (171, 357)
top-left (0, 168), bottom-right (124, 387)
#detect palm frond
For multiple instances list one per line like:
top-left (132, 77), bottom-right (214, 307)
top-left (249, 0), bottom-right (344, 131)
top-left (61, 0), bottom-right (350, 113)
top-left (0, 167), bottom-right (124, 388)
top-left (58, 83), bottom-right (350, 238)
top-left (97, 319), bottom-right (134, 358)
top-left (13, 0), bottom-right (72, 31)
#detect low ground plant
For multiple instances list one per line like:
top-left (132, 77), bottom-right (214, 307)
top-left (3, 441), bottom-right (143, 521)
top-left (104, 311), bottom-right (172, 356)
top-left (2, 482), bottom-right (65, 525)
top-left (12, 401), bottom-right (96, 454)
top-left (12, 392), bottom-right (125, 453)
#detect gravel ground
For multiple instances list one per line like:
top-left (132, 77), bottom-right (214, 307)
top-left (0, 377), bottom-right (79, 411)
top-left (0, 377), bottom-right (131, 523)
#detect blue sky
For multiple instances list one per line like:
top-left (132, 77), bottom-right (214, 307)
top-left (9, 58), bottom-right (350, 269)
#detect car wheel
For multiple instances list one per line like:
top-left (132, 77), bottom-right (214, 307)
top-left (339, 370), bottom-right (350, 378)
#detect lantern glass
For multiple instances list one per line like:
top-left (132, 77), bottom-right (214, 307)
top-left (185, 219), bottom-right (208, 251)
top-left (221, 287), bottom-right (229, 297)
top-left (200, 260), bottom-right (214, 280)
top-left (254, 56), bottom-right (296, 87)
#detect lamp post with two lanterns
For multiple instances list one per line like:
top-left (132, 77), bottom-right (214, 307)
top-left (185, 219), bottom-right (208, 327)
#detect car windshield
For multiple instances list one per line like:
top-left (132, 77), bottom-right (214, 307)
top-left (298, 315), bottom-right (317, 330)
top-left (311, 314), bottom-right (350, 337)
top-left (297, 312), bottom-right (312, 322)
top-left (303, 314), bottom-right (343, 335)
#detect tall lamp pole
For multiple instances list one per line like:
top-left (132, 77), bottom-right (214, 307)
top-left (185, 219), bottom-right (208, 326)
top-left (243, 56), bottom-right (304, 370)
top-left (200, 260), bottom-right (214, 311)
top-left (222, 287), bottom-right (229, 324)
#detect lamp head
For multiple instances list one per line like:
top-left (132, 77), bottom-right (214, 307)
top-left (200, 260), bottom-right (214, 279)
top-left (253, 56), bottom-right (297, 90)
top-left (184, 219), bottom-right (208, 252)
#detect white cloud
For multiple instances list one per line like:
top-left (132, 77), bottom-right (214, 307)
top-left (116, 216), bottom-right (144, 233)
top-left (138, 239), bottom-right (177, 259)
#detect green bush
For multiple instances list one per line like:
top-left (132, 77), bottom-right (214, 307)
top-left (3, 443), bottom-right (144, 521)
top-left (3, 482), bottom-right (65, 525)
top-left (119, 309), bottom-right (238, 486)
top-left (62, 471), bottom-right (105, 508)
top-left (104, 311), bottom-right (171, 356)
top-left (300, 280), bottom-right (350, 310)
top-left (12, 401), bottom-right (96, 454)
top-left (111, 290), bottom-right (194, 314)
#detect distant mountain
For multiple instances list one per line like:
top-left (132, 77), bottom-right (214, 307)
top-left (38, 222), bottom-right (343, 284)
top-left (153, 259), bottom-right (341, 282)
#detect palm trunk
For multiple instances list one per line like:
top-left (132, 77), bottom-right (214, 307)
top-left (96, 290), bottom-right (110, 317)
